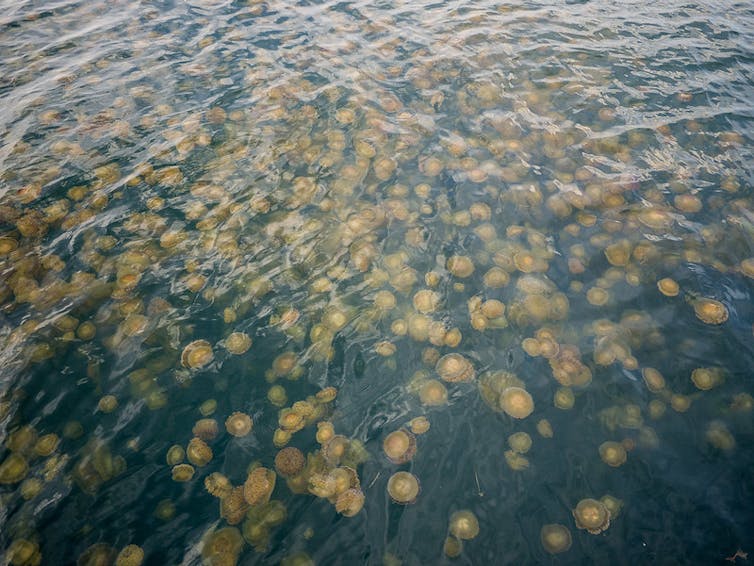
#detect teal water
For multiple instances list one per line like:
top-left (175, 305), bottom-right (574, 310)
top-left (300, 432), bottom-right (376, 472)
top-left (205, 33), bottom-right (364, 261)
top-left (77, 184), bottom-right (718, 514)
top-left (1, 0), bottom-right (754, 564)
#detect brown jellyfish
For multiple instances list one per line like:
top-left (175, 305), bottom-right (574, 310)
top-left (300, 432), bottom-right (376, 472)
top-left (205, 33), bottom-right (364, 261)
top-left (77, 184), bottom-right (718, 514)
top-left (691, 367), bottom-right (723, 391)
top-left (443, 536), bottom-right (463, 558)
top-left (225, 412), bottom-right (253, 437)
top-left (540, 524), bottom-right (572, 554)
top-left (382, 430), bottom-right (417, 464)
top-left (0, 453), bottom-right (29, 484)
top-left (449, 510), bottom-right (480, 540)
top-left (181, 339), bottom-right (214, 369)
top-left (221, 486), bottom-right (249, 525)
top-left (201, 526), bottom-right (244, 565)
top-left (508, 432), bottom-right (533, 454)
top-left (78, 543), bottom-right (117, 566)
top-left (692, 298), bottom-right (728, 325)
top-left (409, 416), bottom-right (431, 435)
top-left (657, 278), bottom-right (679, 297)
top-left (335, 488), bottom-right (365, 517)
top-left (419, 379), bottom-right (448, 406)
top-left (186, 437), bottom-right (213, 467)
top-left (316, 422), bottom-right (335, 444)
top-left (171, 464), bottom-right (195, 482)
top-left (34, 433), bottom-right (59, 457)
top-left (447, 256), bottom-right (475, 278)
top-left (97, 395), bottom-right (118, 413)
top-left (244, 467), bottom-right (276, 506)
top-left (308, 472), bottom-right (337, 499)
top-left (192, 418), bottom-right (219, 442)
top-left (499, 387), bottom-right (535, 419)
top-left (274, 447), bottom-right (305, 478)
top-left (387, 471), bottom-right (420, 504)
top-left (205, 472), bottom-right (233, 499)
top-left (641, 367), bottom-right (665, 393)
top-left (573, 498), bottom-right (611, 534)
top-left (436, 353), bottom-right (475, 383)
top-left (115, 544), bottom-right (145, 566)
top-left (166, 445), bottom-right (185, 466)
top-left (322, 435), bottom-right (349, 465)
top-left (598, 441), bottom-right (627, 467)
top-left (224, 332), bottom-right (252, 355)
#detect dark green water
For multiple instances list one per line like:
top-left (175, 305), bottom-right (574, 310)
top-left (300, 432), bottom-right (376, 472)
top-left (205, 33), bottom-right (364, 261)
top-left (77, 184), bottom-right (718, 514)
top-left (1, 0), bottom-right (754, 564)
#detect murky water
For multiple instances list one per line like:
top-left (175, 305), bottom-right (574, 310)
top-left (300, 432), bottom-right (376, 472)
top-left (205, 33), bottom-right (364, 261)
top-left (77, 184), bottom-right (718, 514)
top-left (1, 0), bottom-right (754, 564)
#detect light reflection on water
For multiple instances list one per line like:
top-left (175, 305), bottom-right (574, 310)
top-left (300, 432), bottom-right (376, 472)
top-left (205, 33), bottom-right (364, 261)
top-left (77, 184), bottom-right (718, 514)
top-left (0, 0), bottom-right (753, 564)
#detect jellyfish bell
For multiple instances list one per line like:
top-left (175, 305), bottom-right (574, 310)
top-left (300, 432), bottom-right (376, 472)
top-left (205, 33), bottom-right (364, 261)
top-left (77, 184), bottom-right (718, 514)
top-left (192, 418), bottom-right (219, 442)
top-left (382, 429), bottom-right (417, 464)
top-left (244, 467), bottom-right (276, 506)
top-left (540, 524), bottom-right (572, 554)
top-left (692, 298), bottom-right (728, 325)
top-left (274, 447), bottom-right (305, 478)
top-left (449, 510), bottom-right (480, 540)
top-left (225, 412), bottom-right (253, 437)
top-left (186, 438), bottom-right (212, 467)
top-left (205, 472), bottom-right (233, 498)
top-left (115, 544), bottom-right (145, 566)
top-left (573, 498), bottom-right (611, 534)
top-left (387, 471), bottom-right (420, 504)
top-left (499, 387), bottom-right (534, 419)
top-left (335, 488), bottom-right (365, 517)
top-left (224, 332), bottom-right (252, 355)
top-left (691, 367), bottom-right (723, 391)
top-left (598, 441), bottom-right (627, 467)
top-left (436, 353), bottom-right (475, 382)
top-left (657, 278), bottom-right (679, 297)
top-left (419, 379), bottom-right (448, 406)
top-left (181, 340), bottom-right (214, 369)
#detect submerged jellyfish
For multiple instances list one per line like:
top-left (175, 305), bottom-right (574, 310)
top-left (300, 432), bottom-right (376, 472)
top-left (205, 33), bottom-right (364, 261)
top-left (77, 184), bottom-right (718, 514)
top-left (573, 498), bottom-right (611, 534)
top-left (436, 353), bottom-right (475, 383)
top-left (499, 387), bottom-right (535, 419)
top-left (225, 412), bottom-right (253, 437)
top-left (244, 467), bottom-right (276, 506)
top-left (692, 298), bottom-right (728, 325)
top-left (387, 471), bottom-right (420, 504)
top-left (419, 379), bottom-right (448, 406)
top-left (186, 438), bottom-right (213, 467)
top-left (540, 524), bottom-right (572, 554)
top-left (224, 332), bottom-right (252, 355)
top-left (598, 441), bottom-right (627, 467)
top-left (449, 510), bottom-right (480, 540)
top-left (0, 453), bottom-right (29, 484)
top-left (275, 447), bottom-right (305, 478)
top-left (115, 544), bottom-right (144, 566)
top-left (181, 340), bottom-right (214, 369)
top-left (335, 488), bottom-right (365, 517)
top-left (382, 430), bottom-right (417, 464)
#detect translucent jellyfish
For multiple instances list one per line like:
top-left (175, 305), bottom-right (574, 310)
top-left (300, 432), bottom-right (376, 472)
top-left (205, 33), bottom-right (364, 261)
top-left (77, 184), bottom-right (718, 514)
top-left (274, 447), bottom-right (305, 478)
top-left (573, 498), bottom-right (610, 534)
top-left (419, 379), bottom-right (448, 406)
top-left (244, 467), bottom-right (276, 506)
top-left (225, 412), bottom-right (253, 437)
top-left (692, 298), bottom-right (728, 325)
top-left (499, 387), bottom-right (535, 419)
top-left (335, 488), bottom-right (365, 517)
top-left (224, 332), bottom-right (252, 355)
top-left (387, 471), bottom-right (420, 504)
top-left (449, 510), bottom-right (480, 540)
top-left (181, 340), bottom-right (214, 369)
top-left (186, 438), bottom-right (213, 466)
top-left (382, 430), bottom-right (417, 464)
top-left (598, 441), bottom-right (627, 467)
top-left (540, 524), bottom-right (572, 554)
top-left (436, 353), bottom-right (475, 382)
